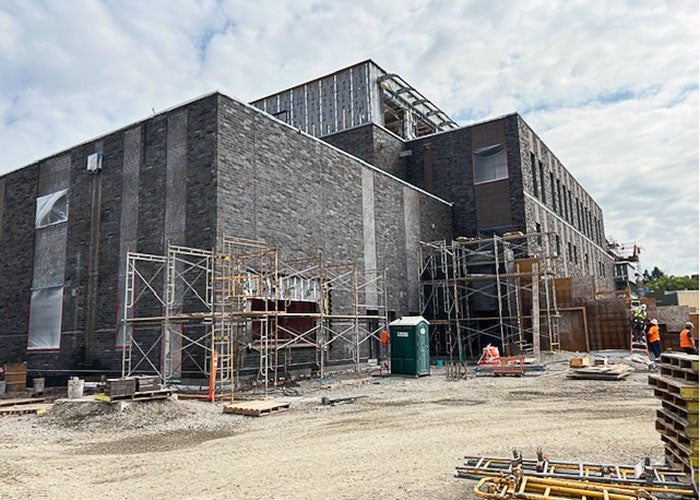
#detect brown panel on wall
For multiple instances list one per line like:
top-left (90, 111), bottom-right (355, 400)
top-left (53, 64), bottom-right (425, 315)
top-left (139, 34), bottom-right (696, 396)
top-left (470, 118), bottom-right (506, 149)
top-left (558, 309), bottom-right (588, 352)
top-left (474, 180), bottom-right (511, 228)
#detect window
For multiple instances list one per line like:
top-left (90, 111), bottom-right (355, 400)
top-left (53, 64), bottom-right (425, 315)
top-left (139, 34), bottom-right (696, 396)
top-left (556, 180), bottom-right (562, 215)
top-left (27, 286), bottom-right (63, 350)
top-left (535, 222), bottom-right (542, 246)
top-left (530, 153), bottom-right (538, 196)
top-left (36, 189), bottom-right (69, 228)
top-left (539, 161), bottom-right (546, 204)
top-left (473, 144), bottom-right (508, 184)
top-left (550, 172), bottom-right (556, 211)
top-left (555, 234), bottom-right (561, 256)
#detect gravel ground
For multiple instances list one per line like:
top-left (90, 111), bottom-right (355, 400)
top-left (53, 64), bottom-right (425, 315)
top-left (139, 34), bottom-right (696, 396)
top-left (0, 352), bottom-right (668, 499)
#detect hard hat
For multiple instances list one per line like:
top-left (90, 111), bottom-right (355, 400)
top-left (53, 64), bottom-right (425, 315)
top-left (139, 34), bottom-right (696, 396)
top-left (686, 321), bottom-right (694, 328)
top-left (651, 319), bottom-right (658, 325)
top-left (641, 304), bottom-right (647, 310)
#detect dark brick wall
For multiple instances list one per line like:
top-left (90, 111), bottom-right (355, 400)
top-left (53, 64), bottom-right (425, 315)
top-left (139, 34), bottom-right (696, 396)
top-left (0, 95), bottom-right (219, 377)
top-left (1, 92), bottom-right (451, 377)
top-left (406, 127), bottom-right (477, 238)
top-left (322, 124), bottom-right (407, 179)
top-left (0, 166), bottom-right (38, 363)
top-left (217, 96), bottom-right (452, 366)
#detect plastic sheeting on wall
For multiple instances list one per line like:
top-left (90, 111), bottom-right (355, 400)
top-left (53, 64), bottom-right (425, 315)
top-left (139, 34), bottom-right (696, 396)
top-left (35, 188), bottom-right (69, 228)
top-left (27, 286), bottom-right (63, 349)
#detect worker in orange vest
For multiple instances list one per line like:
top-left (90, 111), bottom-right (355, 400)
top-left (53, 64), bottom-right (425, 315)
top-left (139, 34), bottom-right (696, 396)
top-left (647, 319), bottom-right (661, 362)
top-left (379, 329), bottom-right (390, 371)
top-left (679, 322), bottom-right (697, 355)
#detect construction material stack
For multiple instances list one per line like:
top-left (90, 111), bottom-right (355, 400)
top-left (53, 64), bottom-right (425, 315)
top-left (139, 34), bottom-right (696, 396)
top-left (648, 352), bottom-right (699, 476)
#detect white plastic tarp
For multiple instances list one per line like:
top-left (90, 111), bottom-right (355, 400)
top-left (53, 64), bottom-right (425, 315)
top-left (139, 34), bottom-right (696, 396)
top-left (35, 189), bottom-right (69, 228)
top-left (27, 286), bottom-right (63, 349)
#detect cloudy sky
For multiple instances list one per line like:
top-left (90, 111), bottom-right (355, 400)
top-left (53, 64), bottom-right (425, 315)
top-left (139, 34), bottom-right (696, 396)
top-left (1, 0), bottom-right (697, 276)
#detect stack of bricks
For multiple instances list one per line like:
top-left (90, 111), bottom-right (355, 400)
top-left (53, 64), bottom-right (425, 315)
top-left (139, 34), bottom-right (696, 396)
top-left (648, 352), bottom-right (699, 474)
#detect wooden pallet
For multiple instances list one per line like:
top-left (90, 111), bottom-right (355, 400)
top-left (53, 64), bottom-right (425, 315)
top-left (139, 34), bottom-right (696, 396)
top-left (0, 397), bottom-right (45, 407)
top-left (0, 403), bottom-right (52, 416)
top-left (94, 389), bottom-right (172, 403)
top-left (657, 407), bottom-right (698, 439)
top-left (649, 374), bottom-right (699, 401)
top-left (659, 352), bottom-right (699, 373)
top-left (653, 387), bottom-right (699, 414)
top-left (223, 400), bottom-right (290, 416)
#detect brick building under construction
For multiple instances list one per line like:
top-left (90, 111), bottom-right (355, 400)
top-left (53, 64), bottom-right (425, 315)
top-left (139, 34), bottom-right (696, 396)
top-left (0, 60), bottom-right (631, 385)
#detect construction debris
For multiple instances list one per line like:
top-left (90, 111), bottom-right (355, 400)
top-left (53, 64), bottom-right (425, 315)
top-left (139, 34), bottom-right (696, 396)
top-left (458, 450), bottom-right (697, 499)
top-left (320, 395), bottom-right (367, 406)
top-left (566, 363), bottom-right (633, 380)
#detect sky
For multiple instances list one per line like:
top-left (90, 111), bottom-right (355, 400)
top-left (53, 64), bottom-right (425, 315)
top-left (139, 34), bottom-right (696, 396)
top-left (0, 0), bottom-right (698, 276)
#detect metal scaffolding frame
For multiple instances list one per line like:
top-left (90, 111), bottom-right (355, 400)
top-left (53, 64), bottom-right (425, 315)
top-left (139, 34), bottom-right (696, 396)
top-left (121, 236), bottom-right (388, 399)
top-left (418, 233), bottom-right (560, 363)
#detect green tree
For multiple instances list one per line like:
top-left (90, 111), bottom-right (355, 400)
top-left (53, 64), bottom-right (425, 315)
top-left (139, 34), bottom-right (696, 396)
top-left (643, 267), bottom-right (699, 292)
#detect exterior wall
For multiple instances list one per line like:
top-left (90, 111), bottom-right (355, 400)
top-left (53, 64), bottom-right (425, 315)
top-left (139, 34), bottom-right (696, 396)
top-left (251, 60), bottom-right (376, 137)
top-left (322, 123), bottom-right (407, 179)
top-left (516, 115), bottom-right (613, 278)
top-left (0, 95), bottom-right (219, 376)
top-left (0, 166), bottom-right (38, 363)
top-left (216, 96), bottom-right (452, 315)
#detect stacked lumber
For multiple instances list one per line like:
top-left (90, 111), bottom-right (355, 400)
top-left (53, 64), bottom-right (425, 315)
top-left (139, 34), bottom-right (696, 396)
top-left (566, 363), bottom-right (632, 380)
top-left (649, 352), bottom-right (699, 474)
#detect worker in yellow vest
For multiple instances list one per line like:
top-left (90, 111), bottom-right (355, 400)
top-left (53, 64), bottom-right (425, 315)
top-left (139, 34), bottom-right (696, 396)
top-left (679, 322), bottom-right (697, 355)
top-left (647, 319), bottom-right (661, 362)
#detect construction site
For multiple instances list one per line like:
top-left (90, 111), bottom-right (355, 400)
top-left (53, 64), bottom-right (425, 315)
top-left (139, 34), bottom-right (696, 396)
top-left (0, 60), bottom-right (698, 498)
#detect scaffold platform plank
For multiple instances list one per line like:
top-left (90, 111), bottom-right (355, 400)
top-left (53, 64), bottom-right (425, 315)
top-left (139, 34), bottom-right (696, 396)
top-left (223, 400), bottom-right (290, 416)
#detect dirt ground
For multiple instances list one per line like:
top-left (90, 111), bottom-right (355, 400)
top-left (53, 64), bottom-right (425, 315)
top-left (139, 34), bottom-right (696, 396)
top-left (0, 352), bottom-right (668, 499)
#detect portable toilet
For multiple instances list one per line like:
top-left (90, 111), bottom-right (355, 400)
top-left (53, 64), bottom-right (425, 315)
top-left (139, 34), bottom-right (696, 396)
top-left (388, 316), bottom-right (430, 376)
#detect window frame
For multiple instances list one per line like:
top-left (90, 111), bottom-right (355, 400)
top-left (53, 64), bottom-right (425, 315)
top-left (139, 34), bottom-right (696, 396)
top-left (472, 144), bottom-right (509, 185)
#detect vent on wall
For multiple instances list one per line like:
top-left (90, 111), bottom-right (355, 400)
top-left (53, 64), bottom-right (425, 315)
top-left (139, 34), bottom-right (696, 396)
top-left (87, 152), bottom-right (103, 173)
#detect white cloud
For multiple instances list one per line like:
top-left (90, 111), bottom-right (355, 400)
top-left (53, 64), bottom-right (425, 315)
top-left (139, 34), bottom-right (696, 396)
top-left (0, 0), bottom-right (697, 275)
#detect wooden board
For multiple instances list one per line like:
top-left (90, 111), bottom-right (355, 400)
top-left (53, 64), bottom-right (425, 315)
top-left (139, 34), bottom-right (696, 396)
top-left (223, 400), bottom-right (290, 417)
top-left (567, 364), bottom-right (632, 381)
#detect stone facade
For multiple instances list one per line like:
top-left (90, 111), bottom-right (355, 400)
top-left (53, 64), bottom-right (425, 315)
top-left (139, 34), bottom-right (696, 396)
top-left (403, 113), bottom-right (613, 278)
top-left (0, 92), bottom-right (452, 377)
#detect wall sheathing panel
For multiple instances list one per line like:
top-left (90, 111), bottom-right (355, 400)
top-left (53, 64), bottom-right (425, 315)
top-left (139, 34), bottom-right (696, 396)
top-left (320, 76), bottom-right (336, 135)
top-left (352, 64), bottom-right (369, 127)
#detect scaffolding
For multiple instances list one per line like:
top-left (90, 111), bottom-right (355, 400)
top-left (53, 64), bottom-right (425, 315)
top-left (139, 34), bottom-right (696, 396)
top-left (418, 233), bottom-right (560, 363)
top-left (120, 236), bottom-right (388, 399)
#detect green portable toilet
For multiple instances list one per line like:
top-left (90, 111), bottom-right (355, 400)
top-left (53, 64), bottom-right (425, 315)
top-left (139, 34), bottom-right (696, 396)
top-left (389, 316), bottom-right (430, 376)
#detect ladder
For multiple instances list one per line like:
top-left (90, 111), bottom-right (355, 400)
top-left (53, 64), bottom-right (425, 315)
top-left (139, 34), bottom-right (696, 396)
top-left (630, 323), bottom-right (650, 358)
